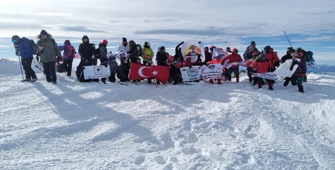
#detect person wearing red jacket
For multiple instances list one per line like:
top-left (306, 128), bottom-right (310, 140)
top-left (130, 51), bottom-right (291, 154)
top-left (207, 55), bottom-right (224, 84)
top-left (222, 48), bottom-right (243, 82)
top-left (251, 54), bottom-right (274, 90)
top-left (264, 45), bottom-right (280, 71)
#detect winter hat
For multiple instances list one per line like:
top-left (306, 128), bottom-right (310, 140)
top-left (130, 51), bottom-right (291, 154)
top-left (102, 39), bottom-right (108, 45)
top-left (232, 48), bottom-right (238, 53)
top-left (250, 41), bottom-right (256, 46)
top-left (11, 35), bottom-right (20, 43)
top-left (296, 47), bottom-right (303, 53)
top-left (108, 55), bottom-right (116, 60)
top-left (64, 40), bottom-right (71, 45)
top-left (40, 30), bottom-right (48, 36)
top-left (122, 37), bottom-right (127, 42)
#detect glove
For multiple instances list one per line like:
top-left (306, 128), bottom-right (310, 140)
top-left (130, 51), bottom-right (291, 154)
top-left (198, 41), bottom-right (201, 44)
top-left (181, 41), bottom-right (184, 44)
top-left (289, 64), bottom-right (294, 71)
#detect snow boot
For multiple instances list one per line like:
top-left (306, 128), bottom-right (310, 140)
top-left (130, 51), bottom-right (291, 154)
top-left (209, 79), bottom-right (214, 84)
top-left (218, 79), bottom-right (222, 84)
top-left (283, 79), bottom-right (290, 86)
top-left (268, 82), bottom-right (273, 90)
top-left (236, 77), bottom-right (239, 83)
top-left (258, 83), bottom-right (262, 89)
top-left (298, 85), bottom-right (304, 93)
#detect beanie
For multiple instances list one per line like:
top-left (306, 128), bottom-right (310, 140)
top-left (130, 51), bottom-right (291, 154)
top-left (122, 37), bottom-right (127, 42)
top-left (102, 39), bottom-right (108, 45)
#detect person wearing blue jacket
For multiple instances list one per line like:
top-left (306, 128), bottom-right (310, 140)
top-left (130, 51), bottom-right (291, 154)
top-left (11, 35), bottom-right (37, 82)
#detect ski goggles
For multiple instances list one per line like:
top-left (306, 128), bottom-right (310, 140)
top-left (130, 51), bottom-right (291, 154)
top-left (12, 39), bottom-right (17, 43)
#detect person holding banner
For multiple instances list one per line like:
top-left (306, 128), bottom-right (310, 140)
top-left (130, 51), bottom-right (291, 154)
top-left (207, 55), bottom-right (224, 84)
top-left (222, 48), bottom-right (243, 82)
top-left (251, 54), bottom-right (274, 90)
top-left (281, 47), bottom-right (295, 86)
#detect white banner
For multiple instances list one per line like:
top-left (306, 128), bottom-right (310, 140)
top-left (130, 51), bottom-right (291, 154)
top-left (273, 59), bottom-right (298, 78)
top-left (252, 59), bottom-right (298, 80)
top-left (83, 65), bottom-right (110, 79)
top-left (201, 64), bottom-right (223, 81)
top-left (180, 66), bottom-right (202, 81)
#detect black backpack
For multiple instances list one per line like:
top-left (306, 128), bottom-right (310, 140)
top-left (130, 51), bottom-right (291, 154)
top-left (29, 39), bottom-right (37, 55)
top-left (135, 44), bottom-right (142, 56)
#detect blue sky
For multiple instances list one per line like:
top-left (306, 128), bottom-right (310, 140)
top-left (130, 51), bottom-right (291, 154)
top-left (1, 0), bottom-right (335, 64)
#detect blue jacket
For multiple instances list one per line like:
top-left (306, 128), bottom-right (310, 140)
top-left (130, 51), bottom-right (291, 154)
top-left (18, 37), bottom-right (33, 59)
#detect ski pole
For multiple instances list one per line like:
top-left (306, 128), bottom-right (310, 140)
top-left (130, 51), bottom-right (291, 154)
top-left (17, 55), bottom-right (24, 80)
top-left (284, 31), bottom-right (293, 48)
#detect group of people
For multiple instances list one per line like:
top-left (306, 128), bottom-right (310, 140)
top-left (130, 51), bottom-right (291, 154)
top-left (11, 30), bottom-right (309, 93)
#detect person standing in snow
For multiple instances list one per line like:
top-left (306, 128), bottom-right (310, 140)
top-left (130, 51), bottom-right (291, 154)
top-left (11, 35), bottom-right (38, 82)
top-left (243, 41), bottom-right (259, 59)
top-left (59, 40), bottom-right (76, 76)
top-left (222, 48), bottom-right (243, 82)
top-left (141, 42), bottom-right (154, 65)
top-left (36, 30), bottom-right (61, 84)
top-left (290, 51), bottom-right (307, 93)
top-left (118, 37), bottom-right (130, 65)
top-left (251, 53), bottom-right (274, 90)
top-left (280, 47), bottom-right (295, 86)
top-left (94, 40), bottom-right (109, 84)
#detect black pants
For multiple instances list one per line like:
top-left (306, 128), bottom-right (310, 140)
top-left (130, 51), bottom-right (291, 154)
top-left (43, 62), bottom-right (57, 82)
top-left (225, 67), bottom-right (239, 81)
top-left (109, 73), bottom-right (116, 82)
top-left (21, 58), bottom-right (37, 80)
top-left (63, 59), bottom-right (73, 76)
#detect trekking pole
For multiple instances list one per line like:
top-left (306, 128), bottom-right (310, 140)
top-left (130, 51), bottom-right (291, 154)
top-left (17, 55), bottom-right (24, 80)
top-left (284, 31), bottom-right (293, 48)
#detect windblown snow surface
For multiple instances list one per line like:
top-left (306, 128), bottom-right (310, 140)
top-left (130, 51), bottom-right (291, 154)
top-left (1, 58), bottom-right (335, 170)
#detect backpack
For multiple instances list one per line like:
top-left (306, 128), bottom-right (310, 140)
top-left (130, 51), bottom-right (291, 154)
top-left (67, 45), bottom-right (75, 59)
top-left (94, 48), bottom-right (101, 59)
top-left (135, 44), bottom-right (142, 56)
top-left (306, 51), bottom-right (315, 62)
top-left (29, 39), bottom-right (37, 55)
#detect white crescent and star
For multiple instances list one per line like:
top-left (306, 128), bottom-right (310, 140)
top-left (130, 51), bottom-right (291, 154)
top-left (138, 66), bottom-right (158, 77)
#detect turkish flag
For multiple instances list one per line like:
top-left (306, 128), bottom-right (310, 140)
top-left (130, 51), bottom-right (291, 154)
top-left (129, 63), bottom-right (170, 84)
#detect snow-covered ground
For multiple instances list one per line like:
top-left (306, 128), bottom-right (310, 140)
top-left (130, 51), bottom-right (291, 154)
top-left (1, 58), bottom-right (335, 170)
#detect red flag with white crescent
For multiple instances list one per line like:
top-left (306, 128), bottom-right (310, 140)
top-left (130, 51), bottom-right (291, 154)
top-left (129, 63), bottom-right (170, 84)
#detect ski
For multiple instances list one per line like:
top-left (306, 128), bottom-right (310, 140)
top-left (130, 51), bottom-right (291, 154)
top-left (119, 82), bottom-right (129, 86)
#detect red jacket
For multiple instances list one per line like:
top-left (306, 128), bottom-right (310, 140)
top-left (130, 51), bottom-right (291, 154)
top-left (251, 59), bottom-right (273, 73)
top-left (207, 58), bottom-right (223, 65)
top-left (265, 49), bottom-right (279, 70)
top-left (222, 53), bottom-right (243, 68)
